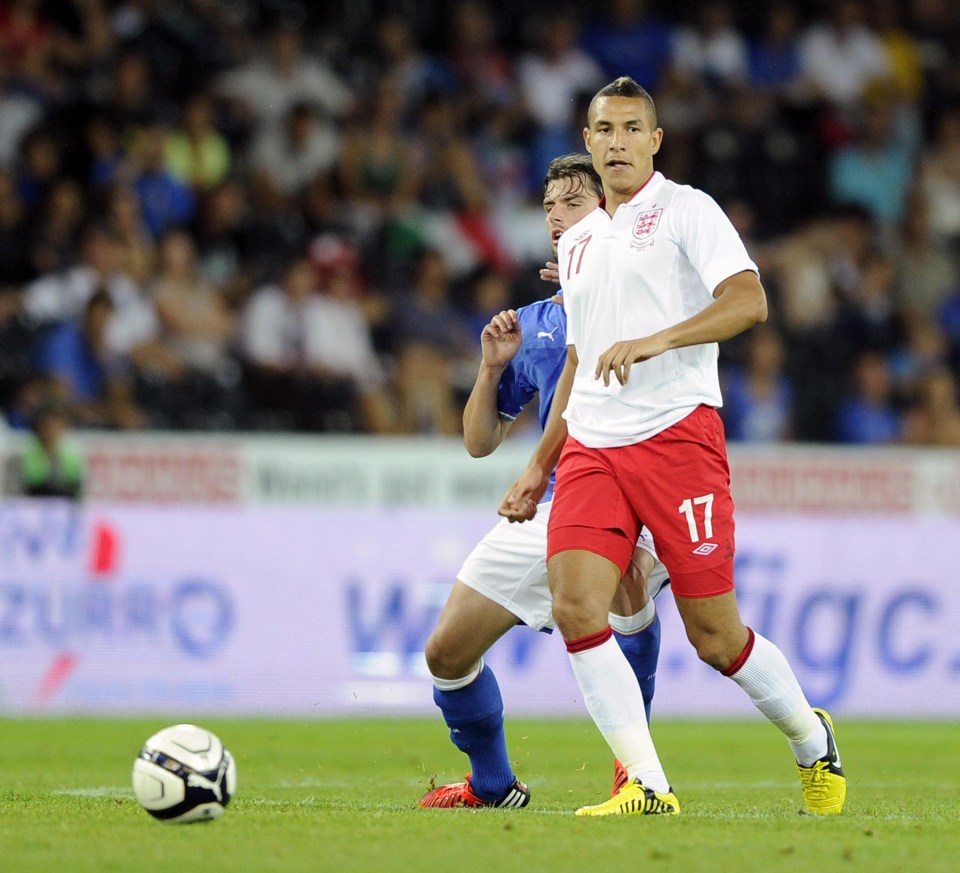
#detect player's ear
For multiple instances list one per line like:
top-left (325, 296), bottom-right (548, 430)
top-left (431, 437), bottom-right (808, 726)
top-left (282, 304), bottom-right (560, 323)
top-left (650, 128), bottom-right (663, 155)
top-left (583, 127), bottom-right (592, 152)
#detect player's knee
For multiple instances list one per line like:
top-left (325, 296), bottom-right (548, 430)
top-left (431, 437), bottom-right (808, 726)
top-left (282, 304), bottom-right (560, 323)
top-left (424, 632), bottom-right (472, 680)
top-left (689, 632), bottom-right (740, 672)
top-left (551, 590), bottom-right (607, 639)
top-left (693, 640), bottom-right (729, 671)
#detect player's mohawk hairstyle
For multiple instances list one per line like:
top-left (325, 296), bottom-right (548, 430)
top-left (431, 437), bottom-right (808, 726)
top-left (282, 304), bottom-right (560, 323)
top-left (589, 76), bottom-right (658, 127)
top-left (543, 154), bottom-right (603, 199)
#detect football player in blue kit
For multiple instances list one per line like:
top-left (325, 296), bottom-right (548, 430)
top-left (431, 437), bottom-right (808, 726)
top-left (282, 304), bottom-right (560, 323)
top-left (419, 154), bottom-right (669, 809)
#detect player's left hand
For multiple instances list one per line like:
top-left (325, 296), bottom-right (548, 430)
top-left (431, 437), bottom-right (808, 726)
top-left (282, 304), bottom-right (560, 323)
top-left (595, 335), bottom-right (670, 386)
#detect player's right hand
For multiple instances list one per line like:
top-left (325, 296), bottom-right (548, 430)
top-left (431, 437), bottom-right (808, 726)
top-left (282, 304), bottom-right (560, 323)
top-left (498, 464), bottom-right (548, 522)
top-left (480, 309), bottom-right (522, 367)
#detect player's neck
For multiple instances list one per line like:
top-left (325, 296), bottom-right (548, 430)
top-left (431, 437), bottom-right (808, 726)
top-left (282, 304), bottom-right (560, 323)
top-left (604, 170), bottom-right (655, 215)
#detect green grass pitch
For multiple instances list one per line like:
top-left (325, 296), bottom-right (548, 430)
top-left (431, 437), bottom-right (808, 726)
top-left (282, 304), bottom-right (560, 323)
top-left (1, 717), bottom-right (957, 873)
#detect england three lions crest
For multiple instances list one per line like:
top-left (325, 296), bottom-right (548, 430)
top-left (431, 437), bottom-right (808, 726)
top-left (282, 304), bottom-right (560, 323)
top-left (631, 208), bottom-right (662, 248)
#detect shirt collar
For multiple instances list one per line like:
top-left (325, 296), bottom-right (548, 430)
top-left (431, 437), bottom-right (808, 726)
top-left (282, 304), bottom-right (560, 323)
top-left (626, 171), bottom-right (664, 206)
top-left (598, 171), bottom-right (664, 213)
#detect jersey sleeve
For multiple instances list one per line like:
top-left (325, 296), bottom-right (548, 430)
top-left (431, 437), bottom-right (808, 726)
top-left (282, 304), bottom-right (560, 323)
top-left (496, 359), bottom-right (537, 420)
top-left (676, 189), bottom-right (758, 294)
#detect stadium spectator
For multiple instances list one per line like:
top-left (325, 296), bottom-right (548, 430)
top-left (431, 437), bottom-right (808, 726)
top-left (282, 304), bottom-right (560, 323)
top-left (337, 77), bottom-right (419, 239)
top-left (894, 191), bottom-right (958, 321)
top-left (239, 257), bottom-right (362, 432)
top-left (917, 104), bottom-right (960, 243)
top-left (669, 0), bottom-right (748, 93)
top-left (409, 91), bottom-right (508, 275)
top-left (902, 367), bottom-right (960, 446)
top-left (146, 227), bottom-right (237, 427)
top-left (22, 224), bottom-right (158, 359)
top-left (190, 178), bottom-right (258, 304)
top-left (516, 11), bottom-right (604, 184)
top-left (0, 0), bottom-right (60, 95)
top-left (828, 87), bottom-right (917, 229)
top-left (747, 1), bottom-right (807, 100)
top-left (354, 13), bottom-right (453, 122)
top-left (28, 177), bottom-right (84, 276)
top-left (99, 51), bottom-right (160, 142)
top-left (836, 253), bottom-right (903, 356)
top-left (721, 324), bottom-right (794, 442)
top-left (104, 182), bottom-right (156, 286)
top-left (19, 395), bottom-right (84, 499)
top-left (150, 227), bottom-right (234, 377)
top-left (34, 288), bottom-right (145, 429)
top-left (835, 350), bottom-right (902, 443)
top-left (445, 0), bottom-right (515, 119)
top-left (389, 248), bottom-right (471, 435)
top-left (872, 0), bottom-right (925, 105)
top-left (412, 92), bottom-right (488, 215)
top-left (0, 59), bottom-right (43, 169)
top-left (81, 114), bottom-right (125, 190)
top-left (165, 93), bottom-right (232, 193)
top-left (798, 1), bottom-right (890, 112)
top-left (463, 267), bottom-right (513, 345)
top-left (0, 167), bottom-right (35, 288)
top-left (130, 121), bottom-right (196, 239)
top-left (249, 101), bottom-right (340, 207)
top-left (581, 0), bottom-right (673, 92)
top-left (306, 234), bottom-right (396, 434)
top-left (216, 20), bottom-right (353, 130)
top-left (889, 313), bottom-right (950, 396)
top-left (14, 127), bottom-right (62, 210)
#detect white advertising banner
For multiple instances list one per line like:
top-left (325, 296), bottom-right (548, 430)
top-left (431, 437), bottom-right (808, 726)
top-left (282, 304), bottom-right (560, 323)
top-left (1, 501), bottom-right (958, 718)
top-left (5, 432), bottom-right (960, 514)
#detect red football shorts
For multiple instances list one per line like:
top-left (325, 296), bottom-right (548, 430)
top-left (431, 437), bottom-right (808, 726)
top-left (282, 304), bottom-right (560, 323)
top-left (547, 405), bottom-right (736, 598)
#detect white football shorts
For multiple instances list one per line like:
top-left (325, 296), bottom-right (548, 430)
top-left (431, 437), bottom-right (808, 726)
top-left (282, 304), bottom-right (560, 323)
top-left (457, 500), bottom-right (669, 632)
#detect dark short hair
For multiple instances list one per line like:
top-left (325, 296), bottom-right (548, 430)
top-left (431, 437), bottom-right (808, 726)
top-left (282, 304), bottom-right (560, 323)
top-left (543, 153), bottom-right (603, 199)
top-left (588, 76), bottom-right (658, 127)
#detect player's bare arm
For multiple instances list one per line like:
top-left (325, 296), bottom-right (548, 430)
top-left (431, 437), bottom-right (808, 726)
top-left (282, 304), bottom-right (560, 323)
top-left (498, 347), bottom-right (577, 521)
top-left (463, 309), bottom-right (522, 457)
top-left (595, 270), bottom-right (768, 386)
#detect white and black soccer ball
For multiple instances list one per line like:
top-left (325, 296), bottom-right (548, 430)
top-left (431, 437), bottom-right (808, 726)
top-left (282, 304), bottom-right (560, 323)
top-left (131, 724), bottom-right (237, 823)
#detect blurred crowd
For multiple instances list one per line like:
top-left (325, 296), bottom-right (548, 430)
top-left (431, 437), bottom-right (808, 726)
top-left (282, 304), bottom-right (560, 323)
top-left (2, 0), bottom-right (960, 447)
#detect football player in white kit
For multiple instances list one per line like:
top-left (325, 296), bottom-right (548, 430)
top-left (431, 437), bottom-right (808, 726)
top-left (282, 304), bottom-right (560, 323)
top-left (501, 77), bottom-right (846, 817)
top-left (419, 155), bottom-right (669, 810)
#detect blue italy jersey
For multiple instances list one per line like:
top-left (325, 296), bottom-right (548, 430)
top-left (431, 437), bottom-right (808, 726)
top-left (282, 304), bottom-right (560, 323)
top-left (496, 298), bottom-right (567, 501)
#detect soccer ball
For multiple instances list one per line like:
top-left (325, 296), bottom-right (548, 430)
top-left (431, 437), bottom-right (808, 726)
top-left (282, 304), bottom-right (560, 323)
top-left (131, 724), bottom-right (237, 823)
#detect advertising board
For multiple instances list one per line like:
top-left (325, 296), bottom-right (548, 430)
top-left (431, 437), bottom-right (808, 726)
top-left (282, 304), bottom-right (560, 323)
top-left (2, 502), bottom-right (957, 718)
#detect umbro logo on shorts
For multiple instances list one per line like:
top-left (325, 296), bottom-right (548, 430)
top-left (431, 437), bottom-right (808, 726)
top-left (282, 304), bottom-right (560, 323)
top-left (692, 543), bottom-right (718, 556)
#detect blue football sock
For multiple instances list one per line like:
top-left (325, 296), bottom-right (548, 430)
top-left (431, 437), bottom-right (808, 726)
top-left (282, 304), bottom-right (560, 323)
top-left (613, 611), bottom-right (661, 723)
top-left (432, 663), bottom-right (515, 801)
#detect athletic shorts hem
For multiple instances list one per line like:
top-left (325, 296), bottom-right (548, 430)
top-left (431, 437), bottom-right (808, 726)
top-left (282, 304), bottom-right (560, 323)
top-left (546, 525), bottom-right (636, 576)
top-left (668, 560), bottom-right (736, 598)
top-left (456, 574), bottom-right (555, 632)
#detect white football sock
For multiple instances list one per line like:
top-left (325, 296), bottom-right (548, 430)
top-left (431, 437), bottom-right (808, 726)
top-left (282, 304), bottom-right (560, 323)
top-left (726, 631), bottom-right (828, 765)
top-left (608, 599), bottom-right (656, 634)
top-left (567, 631), bottom-right (669, 793)
top-left (431, 657), bottom-right (483, 692)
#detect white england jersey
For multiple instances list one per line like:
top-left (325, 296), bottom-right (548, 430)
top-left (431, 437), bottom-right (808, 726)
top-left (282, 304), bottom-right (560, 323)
top-left (557, 171), bottom-right (758, 447)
